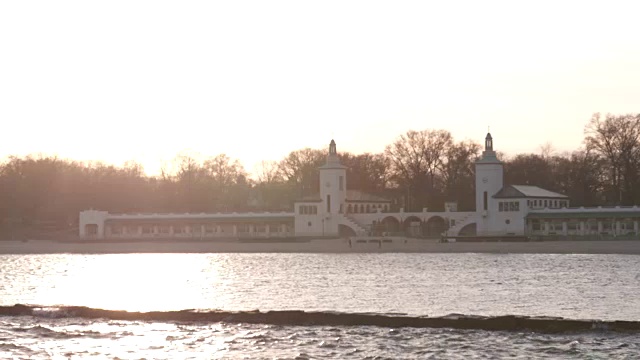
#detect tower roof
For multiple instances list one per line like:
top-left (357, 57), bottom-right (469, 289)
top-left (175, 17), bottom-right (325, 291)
top-left (476, 132), bottom-right (501, 164)
top-left (319, 139), bottom-right (347, 169)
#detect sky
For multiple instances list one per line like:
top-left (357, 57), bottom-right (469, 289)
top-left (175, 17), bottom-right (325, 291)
top-left (1, 1), bottom-right (639, 176)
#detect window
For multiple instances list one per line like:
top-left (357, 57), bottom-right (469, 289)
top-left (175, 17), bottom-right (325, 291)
top-left (483, 191), bottom-right (488, 211)
top-left (85, 224), bottom-right (98, 235)
top-left (532, 220), bottom-right (541, 231)
top-left (327, 195), bottom-right (331, 213)
top-left (339, 176), bottom-right (344, 191)
top-left (500, 201), bottom-right (521, 212)
top-left (299, 205), bottom-right (318, 215)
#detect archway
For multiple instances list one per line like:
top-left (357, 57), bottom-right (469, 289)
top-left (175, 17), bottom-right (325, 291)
top-left (338, 224), bottom-right (357, 237)
top-left (378, 216), bottom-right (400, 235)
top-left (423, 216), bottom-right (447, 238)
top-left (403, 216), bottom-right (422, 237)
top-left (84, 224), bottom-right (98, 237)
top-left (458, 223), bottom-right (477, 236)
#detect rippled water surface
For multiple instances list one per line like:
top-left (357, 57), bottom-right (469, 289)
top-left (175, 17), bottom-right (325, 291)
top-left (1, 253), bottom-right (640, 358)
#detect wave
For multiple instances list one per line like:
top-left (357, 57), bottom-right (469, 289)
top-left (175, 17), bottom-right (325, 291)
top-left (1, 304), bottom-right (639, 333)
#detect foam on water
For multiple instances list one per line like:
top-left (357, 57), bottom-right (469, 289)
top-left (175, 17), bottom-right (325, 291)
top-left (1, 313), bottom-right (639, 359)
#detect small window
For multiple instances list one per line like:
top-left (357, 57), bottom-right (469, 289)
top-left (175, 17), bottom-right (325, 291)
top-left (307, 221), bottom-right (312, 227)
top-left (483, 191), bottom-right (488, 211)
top-left (499, 202), bottom-right (504, 212)
top-left (339, 176), bottom-right (344, 191)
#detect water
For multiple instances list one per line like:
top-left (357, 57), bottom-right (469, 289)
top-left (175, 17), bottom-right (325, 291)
top-left (1, 253), bottom-right (640, 358)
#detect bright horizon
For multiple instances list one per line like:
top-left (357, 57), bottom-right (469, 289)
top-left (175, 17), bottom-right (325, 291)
top-left (1, 1), bottom-right (639, 176)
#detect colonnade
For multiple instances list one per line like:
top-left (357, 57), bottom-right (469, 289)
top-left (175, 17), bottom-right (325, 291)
top-left (527, 218), bottom-right (639, 237)
top-left (104, 222), bottom-right (294, 238)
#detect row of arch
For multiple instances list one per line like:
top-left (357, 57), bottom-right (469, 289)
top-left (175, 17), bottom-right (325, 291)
top-left (339, 216), bottom-right (477, 238)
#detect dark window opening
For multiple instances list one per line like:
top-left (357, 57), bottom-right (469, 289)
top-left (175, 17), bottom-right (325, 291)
top-left (483, 191), bottom-right (488, 211)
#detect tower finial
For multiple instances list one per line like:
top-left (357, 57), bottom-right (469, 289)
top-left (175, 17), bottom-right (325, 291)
top-left (329, 139), bottom-right (337, 155)
top-left (485, 132), bottom-right (493, 151)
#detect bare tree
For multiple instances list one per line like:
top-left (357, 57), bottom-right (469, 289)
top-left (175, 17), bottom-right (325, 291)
top-left (585, 113), bottom-right (640, 204)
top-left (385, 129), bottom-right (453, 211)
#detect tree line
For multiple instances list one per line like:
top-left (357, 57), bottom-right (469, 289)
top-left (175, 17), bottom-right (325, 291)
top-left (0, 112), bottom-right (638, 238)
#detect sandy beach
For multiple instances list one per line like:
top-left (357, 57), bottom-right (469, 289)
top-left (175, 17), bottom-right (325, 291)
top-left (1, 237), bottom-right (640, 255)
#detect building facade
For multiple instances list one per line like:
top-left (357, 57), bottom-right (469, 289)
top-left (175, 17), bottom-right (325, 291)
top-left (80, 134), bottom-right (640, 241)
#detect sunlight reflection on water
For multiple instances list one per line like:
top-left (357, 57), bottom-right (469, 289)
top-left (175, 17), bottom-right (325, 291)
top-left (1, 253), bottom-right (640, 320)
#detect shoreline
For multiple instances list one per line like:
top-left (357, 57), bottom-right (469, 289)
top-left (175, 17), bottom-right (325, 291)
top-left (1, 238), bottom-right (640, 255)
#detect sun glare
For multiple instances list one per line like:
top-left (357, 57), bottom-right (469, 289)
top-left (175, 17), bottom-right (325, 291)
top-left (39, 254), bottom-right (220, 312)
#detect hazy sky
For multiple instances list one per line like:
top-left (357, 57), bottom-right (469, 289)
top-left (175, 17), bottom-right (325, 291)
top-left (1, 1), bottom-right (639, 176)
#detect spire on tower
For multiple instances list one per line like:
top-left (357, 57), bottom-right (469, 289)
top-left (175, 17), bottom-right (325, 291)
top-left (485, 132), bottom-right (493, 151)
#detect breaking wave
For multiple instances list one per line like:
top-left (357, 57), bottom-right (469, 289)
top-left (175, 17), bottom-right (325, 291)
top-left (1, 304), bottom-right (638, 333)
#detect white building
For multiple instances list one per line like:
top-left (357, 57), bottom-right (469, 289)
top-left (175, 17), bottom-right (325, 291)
top-left (80, 134), bottom-right (640, 241)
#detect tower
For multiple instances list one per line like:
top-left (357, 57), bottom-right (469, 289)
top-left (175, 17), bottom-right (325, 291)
top-left (319, 139), bottom-right (347, 216)
top-left (475, 132), bottom-right (504, 235)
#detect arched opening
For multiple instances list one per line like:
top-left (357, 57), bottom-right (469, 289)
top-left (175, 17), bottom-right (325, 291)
top-left (403, 216), bottom-right (422, 237)
top-left (366, 204), bottom-right (370, 213)
top-left (85, 224), bottom-right (98, 237)
top-left (348, 204), bottom-right (353, 213)
top-left (376, 216), bottom-right (400, 235)
top-left (338, 224), bottom-right (356, 237)
top-left (458, 223), bottom-right (477, 236)
top-left (423, 216), bottom-right (447, 238)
